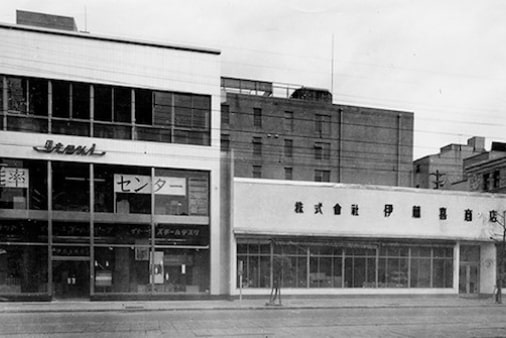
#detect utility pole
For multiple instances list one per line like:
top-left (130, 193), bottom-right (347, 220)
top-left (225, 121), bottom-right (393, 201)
top-left (430, 170), bottom-right (446, 189)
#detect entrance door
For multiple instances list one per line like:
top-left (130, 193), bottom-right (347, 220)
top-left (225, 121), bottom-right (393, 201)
top-left (52, 260), bottom-right (90, 299)
top-left (459, 263), bottom-right (479, 294)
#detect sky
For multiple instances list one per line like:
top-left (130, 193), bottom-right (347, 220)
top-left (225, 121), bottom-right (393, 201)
top-left (1, 0), bottom-right (506, 159)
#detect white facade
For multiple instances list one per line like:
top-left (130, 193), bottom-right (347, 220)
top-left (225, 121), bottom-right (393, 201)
top-left (232, 178), bottom-right (506, 296)
top-left (0, 22), bottom-right (226, 299)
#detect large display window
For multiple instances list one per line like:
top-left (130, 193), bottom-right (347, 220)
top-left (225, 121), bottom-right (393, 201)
top-left (237, 240), bottom-right (454, 290)
top-left (0, 245), bottom-right (48, 294)
top-left (52, 162), bottom-right (89, 212)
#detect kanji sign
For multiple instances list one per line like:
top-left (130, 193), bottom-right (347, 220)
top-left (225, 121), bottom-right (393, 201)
top-left (113, 174), bottom-right (186, 195)
top-left (0, 168), bottom-right (29, 188)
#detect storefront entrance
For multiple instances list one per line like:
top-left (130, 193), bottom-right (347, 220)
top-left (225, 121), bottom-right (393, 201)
top-left (459, 245), bottom-right (480, 295)
top-left (52, 260), bottom-right (89, 299)
top-left (459, 263), bottom-right (479, 294)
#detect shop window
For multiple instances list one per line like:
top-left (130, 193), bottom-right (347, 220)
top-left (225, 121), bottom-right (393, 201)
top-left (237, 243), bottom-right (271, 288)
top-left (53, 221), bottom-right (90, 243)
top-left (151, 248), bottom-right (210, 294)
top-left (0, 158), bottom-right (47, 210)
top-left (94, 164), bottom-right (151, 214)
top-left (0, 219), bottom-right (48, 243)
top-left (154, 169), bottom-right (209, 216)
top-left (0, 245), bottom-right (48, 294)
top-left (52, 162), bottom-right (89, 212)
top-left (94, 246), bottom-right (150, 294)
top-left (94, 223), bottom-right (150, 245)
top-left (344, 248), bottom-right (376, 288)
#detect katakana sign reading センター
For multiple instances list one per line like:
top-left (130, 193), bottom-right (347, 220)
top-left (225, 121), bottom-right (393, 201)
top-left (113, 174), bottom-right (186, 195)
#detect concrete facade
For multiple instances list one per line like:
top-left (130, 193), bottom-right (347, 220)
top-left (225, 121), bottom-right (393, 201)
top-left (221, 78), bottom-right (414, 187)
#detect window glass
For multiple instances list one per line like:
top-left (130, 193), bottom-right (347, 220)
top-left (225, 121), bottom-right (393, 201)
top-left (154, 169), bottom-right (209, 216)
top-left (52, 162), bottom-right (89, 211)
top-left (28, 78), bottom-right (48, 116)
top-left (221, 104), bottom-right (230, 125)
top-left (7, 77), bottom-right (27, 113)
top-left (0, 158), bottom-right (47, 210)
top-left (135, 89), bottom-right (152, 125)
top-left (72, 82), bottom-right (90, 119)
top-left (0, 245), bottom-right (48, 294)
top-left (94, 246), bottom-right (150, 294)
top-left (52, 80), bottom-right (70, 118)
top-left (94, 85), bottom-right (112, 121)
top-left (114, 87), bottom-right (131, 123)
top-left (94, 164), bottom-right (151, 214)
top-left (0, 219), bottom-right (47, 243)
top-left (153, 91), bottom-right (172, 126)
top-left (94, 223), bottom-right (150, 245)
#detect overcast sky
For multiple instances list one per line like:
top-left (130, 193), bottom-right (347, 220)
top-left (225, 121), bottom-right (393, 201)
top-left (1, 0), bottom-right (506, 159)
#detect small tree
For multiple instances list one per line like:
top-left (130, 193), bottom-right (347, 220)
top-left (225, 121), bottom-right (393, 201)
top-left (490, 211), bottom-right (506, 304)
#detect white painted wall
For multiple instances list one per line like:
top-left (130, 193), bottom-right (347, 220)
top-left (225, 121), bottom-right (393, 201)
top-left (480, 243), bottom-right (496, 294)
top-left (234, 179), bottom-right (506, 241)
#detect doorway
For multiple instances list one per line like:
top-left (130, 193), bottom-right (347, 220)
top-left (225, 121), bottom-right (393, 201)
top-left (459, 263), bottom-right (479, 294)
top-left (52, 260), bottom-right (90, 299)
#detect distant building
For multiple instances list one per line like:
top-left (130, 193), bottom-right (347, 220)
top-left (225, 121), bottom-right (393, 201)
top-left (462, 142), bottom-right (506, 193)
top-left (221, 77), bottom-right (414, 186)
top-left (413, 137), bottom-right (485, 189)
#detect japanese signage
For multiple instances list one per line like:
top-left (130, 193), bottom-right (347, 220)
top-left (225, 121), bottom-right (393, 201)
top-left (155, 224), bottom-right (209, 246)
top-left (52, 246), bottom-right (90, 257)
top-left (33, 140), bottom-right (105, 156)
top-left (0, 167), bottom-right (29, 188)
top-left (114, 174), bottom-right (186, 195)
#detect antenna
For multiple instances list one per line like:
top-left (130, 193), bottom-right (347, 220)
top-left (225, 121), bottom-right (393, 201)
top-left (330, 34), bottom-right (334, 102)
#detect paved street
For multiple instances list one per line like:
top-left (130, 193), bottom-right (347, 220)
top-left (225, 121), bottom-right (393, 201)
top-left (1, 305), bottom-right (506, 337)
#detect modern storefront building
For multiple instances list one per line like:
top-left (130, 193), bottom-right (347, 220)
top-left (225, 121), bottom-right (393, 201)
top-left (231, 178), bottom-right (505, 296)
top-left (0, 15), bottom-right (224, 300)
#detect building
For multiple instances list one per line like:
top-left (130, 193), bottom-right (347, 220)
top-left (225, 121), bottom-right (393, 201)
top-left (461, 142), bottom-right (506, 193)
top-left (220, 77), bottom-right (414, 187)
top-left (229, 178), bottom-right (503, 297)
top-left (0, 11), bottom-right (225, 300)
top-left (413, 136), bottom-right (485, 190)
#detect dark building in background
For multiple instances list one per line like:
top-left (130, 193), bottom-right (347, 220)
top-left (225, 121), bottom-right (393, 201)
top-left (221, 77), bottom-right (414, 186)
top-left (461, 141), bottom-right (506, 193)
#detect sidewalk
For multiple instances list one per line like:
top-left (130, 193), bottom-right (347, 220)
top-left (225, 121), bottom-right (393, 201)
top-left (0, 295), bottom-right (501, 313)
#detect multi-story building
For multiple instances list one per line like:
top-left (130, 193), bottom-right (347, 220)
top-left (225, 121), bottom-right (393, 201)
top-left (0, 11), bottom-right (224, 300)
top-left (413, 136), bottom-right (485, 190)
top-left (462, 142), bottom-right (506, 193)
top-left (220, 77), bottom-right (414, 187)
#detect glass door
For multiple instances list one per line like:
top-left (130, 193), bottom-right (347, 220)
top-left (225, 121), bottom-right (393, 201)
top-left (52, 260), bottom-right (90, 299)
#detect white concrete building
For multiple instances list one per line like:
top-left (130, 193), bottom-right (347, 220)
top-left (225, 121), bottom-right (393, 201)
top-left (231, 178), bottom-right (505, 296)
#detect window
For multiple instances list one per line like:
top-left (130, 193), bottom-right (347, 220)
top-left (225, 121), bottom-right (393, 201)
top-left (52, 162), bottom-right (89, 212)
top-left (221, 104), bottom-right (230, 125)
top-left (52, 80), bottom-right (70, 118)
top-left (253, 165), bottom-right (262, 178)
top-left (284, 111), bottom-right (294, 132)
top-left (252, 137), bottom-right (262, 157)
top-left (493, 170), bottom-right (501, 189)
top-left (315, 114), bottom-right (330, 136)
top-left (483, 173), bottom-right (490, 191)
top-left (314, 142), bottom-right (330, 160)
top-left (284, 167), bottom-right (293, 180)
top-left (94, 85), bottom-right (112, 121)
top-left (314, 169), bottom-right (330, 182)
top-left (113, 87), bottom-right (131, 123)
top-left (221, 134), bottom-right (230, 151)
top-left (72, 82), bottom-right (90, 119)
top-left (135, 89), bottom-right (152, 125)
top-left (284, 139), bottom-right (293, 158)
top-left (253, 108), bottom-right (262, 127)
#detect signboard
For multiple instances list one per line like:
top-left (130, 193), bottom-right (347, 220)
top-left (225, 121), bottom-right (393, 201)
top-left (33, 140), bottom-right (105, 156)
top-left (114, 174), bottom-right (186, 195)
top-left (0, 168), bottom-right (29, 188)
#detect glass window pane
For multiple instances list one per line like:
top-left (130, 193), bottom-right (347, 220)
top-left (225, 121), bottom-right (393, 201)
top-left (114, 87), bottom-right (131, 123)
top-left (7, 77), bottom-right (27, 113)
top-left (72, 83), bottom-right (90, 119)
top-left (52, 162), bottom-right (89, 211)
top-left (0, 219), bottom-right (47, 243)
top-left (94, 223), bottom-right (150, 244)
top-left (52, 80), bottom-right (70, 118)
top-left (0, 245), bottom-right (48, 294)
top-left (28, 78), bottom-right (48, 116)
top-left (135, 89), bottom-right (152, 125)
top-left (94, 85), bottom-right (112, 121)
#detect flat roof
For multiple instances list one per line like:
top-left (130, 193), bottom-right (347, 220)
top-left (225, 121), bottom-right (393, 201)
top-left (0, 22), bottom-right (221, 55)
